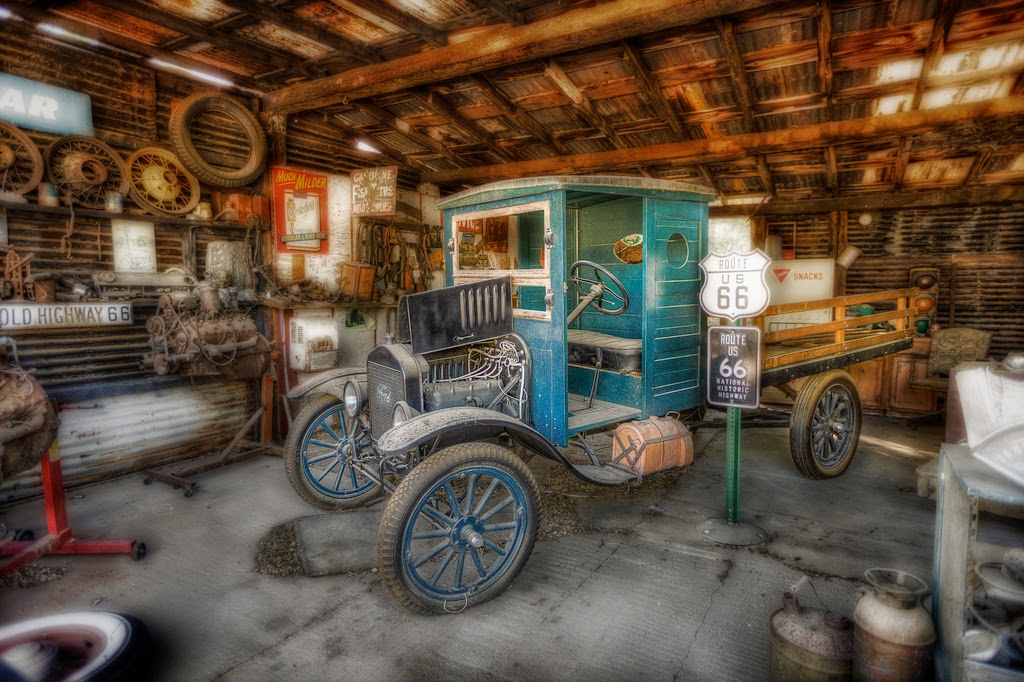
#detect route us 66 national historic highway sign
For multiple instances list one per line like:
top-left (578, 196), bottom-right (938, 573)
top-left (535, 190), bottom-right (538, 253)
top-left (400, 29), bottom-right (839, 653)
top-left (698, 249), bottom-right (771, 321)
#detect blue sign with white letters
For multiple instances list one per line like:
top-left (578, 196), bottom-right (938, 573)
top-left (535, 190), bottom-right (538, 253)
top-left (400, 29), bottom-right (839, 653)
top-left (0, 72), bottom-right (93, 136)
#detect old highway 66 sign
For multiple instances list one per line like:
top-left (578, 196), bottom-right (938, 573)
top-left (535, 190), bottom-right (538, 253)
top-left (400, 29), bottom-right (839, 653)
top-left (698, 249), bottom-right (771, 321)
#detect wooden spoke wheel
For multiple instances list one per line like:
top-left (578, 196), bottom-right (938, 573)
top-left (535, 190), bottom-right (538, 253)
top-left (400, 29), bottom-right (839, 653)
top-left (127, 146), bottom-right (201, 216)
top-left (0, 121), bottom-right (43, 196)
top-left (44, 135), bottom-right (129, 209)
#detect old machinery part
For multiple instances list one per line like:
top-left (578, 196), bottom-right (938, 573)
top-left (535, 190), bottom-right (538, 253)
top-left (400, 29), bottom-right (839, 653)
top-left (43, 135), bottom-right (129, 209)
top-left (126, 146), bottom-right (201, 216)
top-left (2, 248), bottom-right (34, 301)
top-left (377, 442), bottom-right (539, 615)
top-left (0, 121), bottom-right (43, 196)
top-left (283, 394), bottom-right (381, 511)
top-left (568, 260), bottom-right (630, 324)
top-left (144, 281), bottom-right (271, 380)
top-left (0, 337), bottom-right (59, 485)
top-left (92, 270), bottom-right (198, 299)
top-left (169, 92), bottom-right (267, 188)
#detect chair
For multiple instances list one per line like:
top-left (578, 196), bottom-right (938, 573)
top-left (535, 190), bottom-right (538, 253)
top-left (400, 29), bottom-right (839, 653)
top-left (908, 326), bottom-right (992, 424)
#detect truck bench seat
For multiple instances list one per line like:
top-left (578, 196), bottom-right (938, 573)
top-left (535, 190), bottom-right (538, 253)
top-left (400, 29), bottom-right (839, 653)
top-left (567, 329), bottom-right (642, 374)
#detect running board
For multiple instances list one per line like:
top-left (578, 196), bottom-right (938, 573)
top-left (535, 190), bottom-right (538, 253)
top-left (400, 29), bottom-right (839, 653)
top-left (566, 463), bottom-right (639, 487)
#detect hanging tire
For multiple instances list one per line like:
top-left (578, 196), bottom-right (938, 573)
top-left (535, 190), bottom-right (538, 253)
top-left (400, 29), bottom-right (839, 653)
top-left (0, 611), bottom-right (148, 681)
top-left (789, 370), bottom-right (862, 479)
top-left (168, 92), bottom-right (267, 188)
top-left (378, 442), bottom-right (539, 615)
top-left (284, 394), bottom-right (381, 511)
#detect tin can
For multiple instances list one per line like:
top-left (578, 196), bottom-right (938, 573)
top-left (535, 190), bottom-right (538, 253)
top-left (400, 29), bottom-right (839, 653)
top-left (105, 190), bottom-right (123, 213)
top-left (769, 590), bottom-right (853, 681)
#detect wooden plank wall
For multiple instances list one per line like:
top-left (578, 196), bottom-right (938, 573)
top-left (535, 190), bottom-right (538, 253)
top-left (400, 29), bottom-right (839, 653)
top-left (767, 206), bottom-right (1024, 357)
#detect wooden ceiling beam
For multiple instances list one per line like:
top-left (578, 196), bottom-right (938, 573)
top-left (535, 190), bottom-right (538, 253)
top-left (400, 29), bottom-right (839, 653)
top-left (709, 185), bottom-right (1024, 216)
top-left (473, 0), bottom-right (524, 26)
top-left (716, 16), bottom-right (774, 198)
top-left (265, 0), bottom-right (784, 114)
top-left (10, 3), bottom-right (260, 90)
top-left (92, 0), bottom-right (312, 75)
top-left (356, 101), bottom-right (465, 167)
top-left (334, 0), bottom-right (447, 46)
top-left (543, 58), bottom-right (630, 149)
top-left (824, 145), bottom-right (838, 194)
top-left (469, 75), bottom-right (569, 154)
top-left (218, 0), bottom-right (381, 65)
top-left (817, 0), bottom-right (839, 196)
top-left (316, 113), bottom-right (432, 173)
top-left (414, 90), bottom-right (518, 163)
top-left (422, 94), bottom-right (1024, 184)
top-left (959, 148), bottom-right (994, 189)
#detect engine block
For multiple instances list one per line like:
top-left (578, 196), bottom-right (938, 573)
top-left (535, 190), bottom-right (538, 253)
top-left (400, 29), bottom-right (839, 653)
top-left (143, 281), bottom-right (271, 380)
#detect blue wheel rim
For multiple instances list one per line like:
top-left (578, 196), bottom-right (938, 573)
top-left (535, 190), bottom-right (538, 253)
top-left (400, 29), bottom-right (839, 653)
top-left (300, 405), bottom-right (376, 499)
top-left (402, 464), bottom-right (530, 602)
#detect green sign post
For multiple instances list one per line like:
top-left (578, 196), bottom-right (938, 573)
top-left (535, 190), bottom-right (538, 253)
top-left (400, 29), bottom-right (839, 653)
top-left (697, 250), bottom-right (770, 546)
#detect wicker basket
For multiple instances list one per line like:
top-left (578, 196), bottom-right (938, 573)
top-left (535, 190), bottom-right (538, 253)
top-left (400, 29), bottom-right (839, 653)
top-left (613, 233), bottom-right (643, 264)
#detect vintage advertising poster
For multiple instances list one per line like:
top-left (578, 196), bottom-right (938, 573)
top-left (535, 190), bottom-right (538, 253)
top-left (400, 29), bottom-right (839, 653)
top-left (351, 166), bottom-right (397, 216)
top-left (272, 167), bottom-right (329, 254)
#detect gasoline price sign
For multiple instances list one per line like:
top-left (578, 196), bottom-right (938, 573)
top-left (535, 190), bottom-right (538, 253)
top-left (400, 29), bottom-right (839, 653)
top-left (707, 325), bottom-right (761, 409)
top-left (698, 249), bottom-right (771, 321)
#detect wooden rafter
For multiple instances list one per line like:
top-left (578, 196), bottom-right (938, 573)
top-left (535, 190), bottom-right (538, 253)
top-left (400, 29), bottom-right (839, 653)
top-left (91, 0), bottom-right (315, 76)
top-left (817, 0), bottom-right (839, 196)
top-left (960, 148), bottom-right (994, 189)
top-left (715, 17), bottom-right (774, 197)
top-left (473, 0), bottom-right (524, 26)
top-left (470, 75), bottom-right (569, 154)
top-left (422, 94), bottom-right (1024, 184)
top-left (413, 90), bottom-right (518, 163)
top-left (12, 3), bottom-right (260, 90)
top-left (218, 0), bottom-right (381, 65)
top-left (543, 59), bottom-right (629, 149)
top-left (311, 112), bottom-right (427, 172)
top-left (264, 0), bottom-right (784, 113)
top-left (356, 101), bottom-right (464, 167)
top-left (710, 185), bottom-right (1024, 216)
top-left (335, 0), bottom-right (447, 46)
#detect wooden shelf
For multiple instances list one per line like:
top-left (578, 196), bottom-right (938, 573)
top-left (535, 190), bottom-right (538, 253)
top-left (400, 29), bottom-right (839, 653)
top-left (259, 297), bottom-right (398, 310)
top-left (0, 200), bottom-right (266, 231)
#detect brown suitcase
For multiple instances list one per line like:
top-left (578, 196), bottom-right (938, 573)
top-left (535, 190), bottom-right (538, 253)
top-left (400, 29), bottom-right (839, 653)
top-left (611, 417), bottom-right (694, 475)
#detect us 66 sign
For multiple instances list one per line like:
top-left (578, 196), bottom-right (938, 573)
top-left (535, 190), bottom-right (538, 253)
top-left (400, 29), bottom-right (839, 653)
top-left (698, 249), bottom-right (771, 321)
top-left (707, 326), bottom-right (762, 409)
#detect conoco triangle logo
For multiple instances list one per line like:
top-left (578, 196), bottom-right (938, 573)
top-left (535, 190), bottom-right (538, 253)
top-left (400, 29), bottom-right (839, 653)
top-left (773, 269), bottom-right (791, 283)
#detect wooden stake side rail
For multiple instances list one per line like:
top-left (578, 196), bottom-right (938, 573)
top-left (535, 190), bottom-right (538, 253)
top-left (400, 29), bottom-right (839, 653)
top-left (757, 288), bottom-right (918, 373)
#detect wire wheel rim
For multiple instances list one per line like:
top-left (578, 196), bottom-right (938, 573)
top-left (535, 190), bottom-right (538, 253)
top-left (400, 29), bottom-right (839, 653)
top-left (810, 385), bottom-right (856, 468)
top-left (0, 121), bottom-right (43, 195)
top-left (299, 405), bottom-right (376, 499)
top-left (402, 464), bottom-right (529, 600)
top-left (127, 147), bottom-right (200, 216)
top-left (44, 136), bottom-right (128, 208)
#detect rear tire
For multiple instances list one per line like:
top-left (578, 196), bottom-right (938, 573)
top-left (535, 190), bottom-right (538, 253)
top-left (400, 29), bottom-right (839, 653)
top-left (789, 370), bottom-right (862, 479)
top-left (284, 394), bottom-right (381, 511)
top-left (378, 443), bottom-right (539, 615)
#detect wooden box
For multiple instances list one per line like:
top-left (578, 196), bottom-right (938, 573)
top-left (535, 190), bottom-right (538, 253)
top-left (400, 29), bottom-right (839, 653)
top-left (339, 262), bottom-right (375, 302)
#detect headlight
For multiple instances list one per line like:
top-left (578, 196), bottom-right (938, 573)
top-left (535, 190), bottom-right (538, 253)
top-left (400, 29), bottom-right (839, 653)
top-left (343, 380), bottom-right (365, 418)
top-left (392, 401), bottom-right (419, 427)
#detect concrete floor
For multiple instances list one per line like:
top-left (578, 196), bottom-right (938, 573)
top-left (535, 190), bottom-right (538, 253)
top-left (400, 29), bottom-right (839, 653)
top-left (0, 414), bottom-right (943, 681)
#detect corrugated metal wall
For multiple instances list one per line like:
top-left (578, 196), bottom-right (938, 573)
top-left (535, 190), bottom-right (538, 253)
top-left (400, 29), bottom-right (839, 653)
top-left (768, 205), bottom-right (1024, 357)
top-left (0, 380), bottom-right (253, 502)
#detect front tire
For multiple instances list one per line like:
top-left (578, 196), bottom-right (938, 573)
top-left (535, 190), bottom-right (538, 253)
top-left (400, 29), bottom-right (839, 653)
top-left (789, 370), bottom-right (862, 479)
top-left (284, 394), bottom-right (381, 511)
top-left (378, 443), bottom-right (539, 615)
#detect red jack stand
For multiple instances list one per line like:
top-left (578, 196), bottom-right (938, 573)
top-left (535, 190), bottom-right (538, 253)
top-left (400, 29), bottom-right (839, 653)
top-left (0, 443), bottom-right (145, 579)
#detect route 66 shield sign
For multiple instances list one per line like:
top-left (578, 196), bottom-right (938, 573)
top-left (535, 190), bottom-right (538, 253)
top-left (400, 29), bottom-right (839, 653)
top-left (698, 249), bottom-right (771, 321)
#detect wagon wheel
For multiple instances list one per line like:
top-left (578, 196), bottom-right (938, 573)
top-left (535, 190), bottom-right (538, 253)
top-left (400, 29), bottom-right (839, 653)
top-left (378, 442), bottom-right (539, 615)
top-left (44, 135), bottom-right (129, 208)
top-left (789, 370), bottom-right (862, 479)
top-left (283, 395), bottom-right (382, 511)
top-left (126, 146), bottom-right (201, 216)
top-left (0, 121), bottom-right (43, 196)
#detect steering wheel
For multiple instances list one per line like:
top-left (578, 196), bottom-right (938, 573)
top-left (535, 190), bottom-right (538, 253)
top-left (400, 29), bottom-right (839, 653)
top-left (568, 260), bottom-right (629, 316)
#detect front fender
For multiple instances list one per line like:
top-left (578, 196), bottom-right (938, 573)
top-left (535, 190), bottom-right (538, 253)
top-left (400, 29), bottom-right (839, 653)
top-left (377, 407), bottom-right (584, 475)
top-left (286, 366), bottom-right (365, 401)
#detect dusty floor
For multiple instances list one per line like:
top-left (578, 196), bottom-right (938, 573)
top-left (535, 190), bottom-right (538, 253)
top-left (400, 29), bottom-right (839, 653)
top-left (0, 414), bottom-right (943, 681)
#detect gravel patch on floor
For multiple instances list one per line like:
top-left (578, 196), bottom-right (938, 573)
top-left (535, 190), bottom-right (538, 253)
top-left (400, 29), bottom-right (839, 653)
top-left (0, 565), bottom-right (65, 589)
top-left (253, 522), bottom-right (303, 577)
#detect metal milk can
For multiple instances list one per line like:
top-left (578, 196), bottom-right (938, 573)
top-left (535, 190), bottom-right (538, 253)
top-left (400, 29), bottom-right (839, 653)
top-left (769, 590), bottom-right (854, 680)
top-left (853, 568), bottom-right (935, 681)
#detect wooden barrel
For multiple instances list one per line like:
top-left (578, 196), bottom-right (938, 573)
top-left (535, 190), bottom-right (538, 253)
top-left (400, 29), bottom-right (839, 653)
top-left (611, 417), bottom-right (693, 475)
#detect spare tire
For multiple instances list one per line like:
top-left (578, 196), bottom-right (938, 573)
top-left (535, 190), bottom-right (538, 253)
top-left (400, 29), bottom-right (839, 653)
top-left (169, 92), bottom-right (267, 188)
